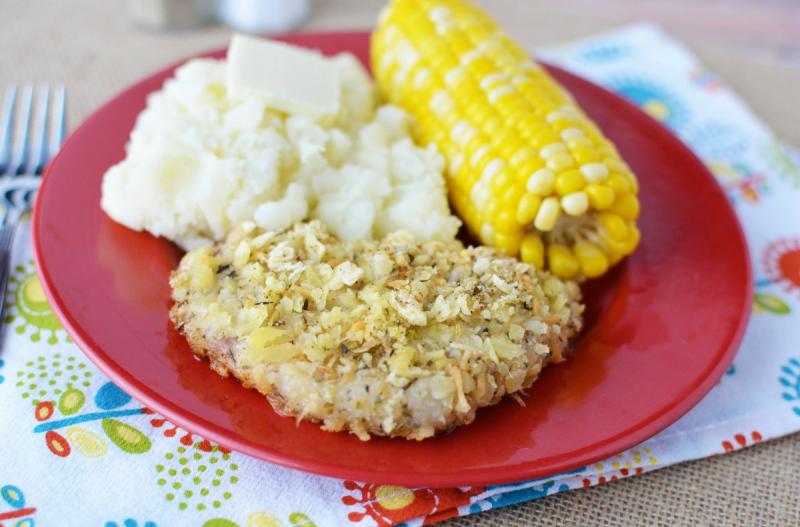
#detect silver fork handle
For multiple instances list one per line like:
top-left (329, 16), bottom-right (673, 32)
top-left (0, 222), bottom-right (18, 328)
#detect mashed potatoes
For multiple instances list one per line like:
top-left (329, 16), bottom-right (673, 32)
top-left (101, 53), bottom-right (460, 250)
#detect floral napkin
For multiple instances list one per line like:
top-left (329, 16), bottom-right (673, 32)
top-left (2, 24), bottom-right (800, 527)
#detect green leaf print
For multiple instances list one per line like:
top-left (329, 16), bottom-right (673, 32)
top-left (102, 419), bottom-right (152, 453)
top-left (754, 292), bottom-right (791, 314)
top-left (288, 512), bottom-right (317, 527)
top-left (5, 260), bottom-right (69, 345)
top-left (202, 520), bottom-right (240, 527)
top-left (58, 388), bottom-right (86, 415)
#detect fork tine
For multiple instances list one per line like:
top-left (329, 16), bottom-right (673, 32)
top-left (9, 84), bottom-right (33, 176)
top-left (49, 84), bottom-right (67, 161)
top-left (27, 85), bottom-right (50, 175)
top-left (0, 86), bottom-right (17, 174)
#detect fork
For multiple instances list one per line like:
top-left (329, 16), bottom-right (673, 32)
top-left (0, 84), bottom-right (67, 331)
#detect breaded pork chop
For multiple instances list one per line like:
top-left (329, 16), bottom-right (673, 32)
top-left (170, 221), bottom-right (583, 440)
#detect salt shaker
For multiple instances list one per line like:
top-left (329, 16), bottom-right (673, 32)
top-left (217, 0), bottom-right (311, 34)
top-left (129, 0), bottom-right (216, 30)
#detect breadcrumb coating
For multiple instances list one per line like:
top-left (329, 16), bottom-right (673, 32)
top-left (170, 221), bottom-right (583, 440)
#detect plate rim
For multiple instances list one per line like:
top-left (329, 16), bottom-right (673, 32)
top-left (32, 30), bottom-right (753, 487)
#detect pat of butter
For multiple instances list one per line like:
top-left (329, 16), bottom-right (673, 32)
top-left (227, 34), bottom-right (340, 117)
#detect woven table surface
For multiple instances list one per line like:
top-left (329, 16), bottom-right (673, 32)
top-left (5, 1), bottom-right (800, 525)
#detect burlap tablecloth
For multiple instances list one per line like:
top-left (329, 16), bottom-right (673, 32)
top-left (5, 1), bottom-right (799, 525)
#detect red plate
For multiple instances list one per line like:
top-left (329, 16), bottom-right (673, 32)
top-left (33, 31), bottom-right (751, 487)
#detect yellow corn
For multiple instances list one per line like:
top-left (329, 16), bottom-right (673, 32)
top-left (585, 184), bottom-right (615, 210)
top-left (561, 191), bottom-right (589, 216)
top-left (554, 170), bottom-right (585, 196)
top-left (372, 0), bottom-right (642, 279)
top-left (520, 232), bottom-right (544, 269)
top-left (534, 196), bottom-right (560, 232)
top-left (547, 244), bottom-right (580, 279)
top-left (574, 241), bottom-right (609, 278)
top-left (516, 193), bottom-right (542, 224)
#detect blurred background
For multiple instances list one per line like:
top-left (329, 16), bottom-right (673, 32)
top-left (4, 0), bottom-right (799, 143)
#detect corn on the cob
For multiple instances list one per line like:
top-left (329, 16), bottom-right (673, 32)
top-left (371, 0), bottom-right (641, 279)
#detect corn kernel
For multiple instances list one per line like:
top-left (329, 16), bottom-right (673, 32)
top-left (498, 137), bottom-right (526, 160)
top-left (509, 146), bottom-right (539, 170)
top-left (516, 193), bottom-right (542, 224)
top-left (487, 85), bottom-right (514, 105)
top-left (493, 210), bottom-right (518, 234)
top-left (504, 109), bottom-right (536, 130)
top-left (410, 67), bottom-right (433, 92)
top-left (554, 169), bottom-right (585, 195)
top-left (520, 232), bottom-right (545, 268)
top-left (526, 168), bottom-right (555, 195)
top-left (550, 117), bottom-right (577, 132)
top-left (452, 120), bottom-right (478, 146)
top-left (464, 99), bottom-right (488, 123)
top-left (545, 110), bottom-right (569, 123)
top-left (479, 72), bottom-right (507, 90)
top-left (547, 153), bottom-right (576, 172)
top-left (604, 158), bottom-right (627, 174)
top-left (606, 246), bottom-right (624, 265)
top-left (484, 196), bottom-right (500, 218)
top-left (470, 144), bottom-right (491, 168)
top-left (598, 212), bottom-right (628, 241)
top-left (626, 171), bottom-right (640, 193)
top-left (490, 169), bottom-right (512, 193)
top-left (561, 191), bottom-right (589, 216)
top-left (536, 102), bottom-right (558, 117)
top-left (483, 116), bottom-right (505, 137)
top-left (430, 89), bottom-right (456, 115)
top-left (598, 144), bottom-right (618, 158)
top-left (494, 231), bottom-right (520, 255)
top-left (496, 97), bottom-right (529, 119)
top-left (501, 185), bottom-right (523, 208)
top-left (480, 222), bottom-right (495, 245)
top-left (607, 173), bottom-right (631, 194)
top-left (566, 136), bottom-right (593, 149)
top-left (534, 196), bottom-right (560, 231)
top-left (468, 57), bottom-right (495, 78)
top-left (546, 112), bottom-right (578, 130)
top-left (580, 162), bottom-right (609, 183)
top-left (571, 145), bottom-right (600, 164)
top-left (472, 181), bottom-right (491, 207)
top-left (611, 194), bottom-right (640, 220)
top-left (574, 241), bottom-right (609, 278)
top-left (473, 149), bottom-right (495, 175)
top-left (561, 127), bottom-right (585, 140)
top-left (521, 124), bottom-right (559, 147)
top-left (539, 142), bottom-right (567, 160)
top-left (459, 133), bottom-right (483, 157)
top-left (547, 244), bottom-right (579, 278)
top-left (584, 184), bottom-right (615, 210)
top-left (482, 158), bottom-right (505, 181)
top-left (602, 234), bottom-right (628, 260)
top-left (626, 224), bottom-right (641, 252)
top-left (511, 75), bottom-right (534, 91)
